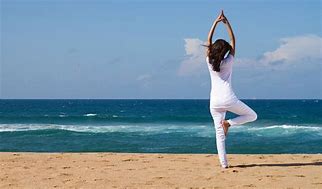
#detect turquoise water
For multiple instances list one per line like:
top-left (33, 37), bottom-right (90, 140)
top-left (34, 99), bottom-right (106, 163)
top-left (0, 99), bottom-right (321, 153)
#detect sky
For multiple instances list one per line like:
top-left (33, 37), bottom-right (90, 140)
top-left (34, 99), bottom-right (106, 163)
top-left (1, 0), bottom-right (321, 99)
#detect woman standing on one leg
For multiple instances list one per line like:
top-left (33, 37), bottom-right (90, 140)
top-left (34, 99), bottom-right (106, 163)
top-left (205, 10), bottom-right (258, 168)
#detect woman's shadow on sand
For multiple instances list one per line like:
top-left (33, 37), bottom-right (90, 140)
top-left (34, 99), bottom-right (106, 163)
top-left (231, 162), bottom-right (322, 168)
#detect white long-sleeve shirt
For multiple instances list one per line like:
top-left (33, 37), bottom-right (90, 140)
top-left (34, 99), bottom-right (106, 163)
top-left (206, 54), bottom-right (239, 108)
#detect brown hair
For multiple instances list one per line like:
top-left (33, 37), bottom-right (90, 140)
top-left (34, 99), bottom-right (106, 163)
top-left (205, 39), bottom-right (232, 72)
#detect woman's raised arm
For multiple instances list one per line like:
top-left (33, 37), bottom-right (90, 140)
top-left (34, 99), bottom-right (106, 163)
top-left (207, 10), bottom-right (225, 47)
top-left (222, 13), bottom-right (236, 56)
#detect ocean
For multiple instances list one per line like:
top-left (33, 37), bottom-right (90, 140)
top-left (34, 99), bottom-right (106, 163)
top-left (0, 99), bottom-right (321, 154)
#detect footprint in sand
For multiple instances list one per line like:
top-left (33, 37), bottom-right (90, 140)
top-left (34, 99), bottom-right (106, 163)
top-left (60, 173), bottom-right (72, 176)
top-left (275, 175), bottom-right (286, 178)
top-left (206, 177), bottom-right (214, 180)
top-left (243, 184), bottom-right (256, 187)
top-left (122, 158), bottom-right (138, 162)
top-left (62, 179), bottom-right (71, 184)
top-left (153, 176), bottom-right (164, 179)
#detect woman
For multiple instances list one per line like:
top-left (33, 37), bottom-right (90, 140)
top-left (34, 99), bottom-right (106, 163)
top-left (205, 10), bottom-right (258, 168)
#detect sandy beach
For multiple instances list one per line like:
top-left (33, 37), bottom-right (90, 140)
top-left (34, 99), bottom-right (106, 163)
top-left (0, 153), bottom-right (321, 188)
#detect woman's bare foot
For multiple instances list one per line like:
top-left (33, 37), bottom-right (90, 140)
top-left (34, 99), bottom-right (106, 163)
top-left (221, 165), bottom-right (229, 169)
top-left (221, 120), bottom-right (230, 136)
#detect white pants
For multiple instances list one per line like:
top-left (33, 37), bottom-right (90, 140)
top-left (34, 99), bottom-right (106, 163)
top-left (210, 100), bottom-right (257, 167)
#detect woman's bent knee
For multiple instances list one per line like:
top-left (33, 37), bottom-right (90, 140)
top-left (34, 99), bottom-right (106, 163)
top-left (249, 111), bottom-right (257, 122)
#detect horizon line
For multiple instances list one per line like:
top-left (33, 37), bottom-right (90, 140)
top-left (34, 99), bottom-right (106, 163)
top-left (0, 98), bottom-right (321, 100)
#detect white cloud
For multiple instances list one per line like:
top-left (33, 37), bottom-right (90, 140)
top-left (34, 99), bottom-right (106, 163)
top-left (234, 57), bottom-right (258, 67)
top-left (260, 34), bottom-right (322, 65)
top-left (136, 74), bottom-right (151, 81)
top-left (177, 38), bottom-right (206, 76)
top-left (178, 34), bottom-right (322, 76)
top-left (136, 74), bottom-right (152, 88)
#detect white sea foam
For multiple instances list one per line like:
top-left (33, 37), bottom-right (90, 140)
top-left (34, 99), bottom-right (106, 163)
top-left (230, 124), bottom-right (322, 137)
top-left (246, 125), bottom-right (322, 131)
top-left (0, 123), bottom-right (207, 134)
top-left (0, 124), bottom-right (321, 137)
top-left (84, 113), bottom-right (97, 117)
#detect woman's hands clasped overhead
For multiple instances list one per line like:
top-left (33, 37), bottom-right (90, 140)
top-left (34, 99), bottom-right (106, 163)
top-left (216, 10), bottom-right (227, 24)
